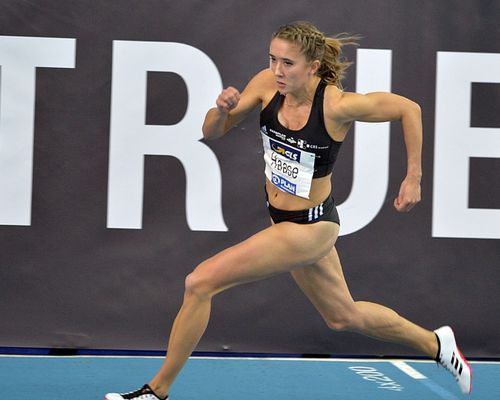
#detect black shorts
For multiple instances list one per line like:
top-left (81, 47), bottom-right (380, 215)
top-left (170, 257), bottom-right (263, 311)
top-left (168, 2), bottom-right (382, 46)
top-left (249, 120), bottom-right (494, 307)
top-left (267, 193), bottom-right (340, 225)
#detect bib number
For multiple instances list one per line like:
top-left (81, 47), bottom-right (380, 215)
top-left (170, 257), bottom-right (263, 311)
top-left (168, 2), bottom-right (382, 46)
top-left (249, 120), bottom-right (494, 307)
top-left (261, 132), bottom-right (315, 199)
top-left (270, 152), bottom-right (299, 179)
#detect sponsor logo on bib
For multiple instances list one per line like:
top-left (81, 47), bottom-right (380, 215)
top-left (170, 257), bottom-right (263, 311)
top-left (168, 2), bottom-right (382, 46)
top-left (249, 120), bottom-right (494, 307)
top-left (271, 173), bottom-right (297, 195)
top-left (269, 139), bottom-right (300, 162)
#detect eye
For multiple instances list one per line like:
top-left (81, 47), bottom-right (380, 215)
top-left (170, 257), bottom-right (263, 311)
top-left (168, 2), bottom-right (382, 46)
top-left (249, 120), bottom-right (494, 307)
top-left (284, 60), bottom-right (294, 66)
top-left (269, 56), bottom-right (276, 63)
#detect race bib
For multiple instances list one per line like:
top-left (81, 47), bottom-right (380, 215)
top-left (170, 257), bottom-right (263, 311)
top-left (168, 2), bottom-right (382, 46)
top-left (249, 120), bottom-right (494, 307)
top-left (261, 131), bottom-right (316, 199)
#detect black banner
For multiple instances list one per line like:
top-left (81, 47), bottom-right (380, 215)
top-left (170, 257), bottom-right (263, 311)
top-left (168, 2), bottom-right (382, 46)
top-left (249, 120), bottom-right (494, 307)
top-left (1, 1), bottom-right (499, 357)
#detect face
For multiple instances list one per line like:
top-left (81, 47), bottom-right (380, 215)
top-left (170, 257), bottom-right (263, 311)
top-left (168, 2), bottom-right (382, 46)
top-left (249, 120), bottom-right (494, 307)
top-left (269, 38), bottom-right (319, 94)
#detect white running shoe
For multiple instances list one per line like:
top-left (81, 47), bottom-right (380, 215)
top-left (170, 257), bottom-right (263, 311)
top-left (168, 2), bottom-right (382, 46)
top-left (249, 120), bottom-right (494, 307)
top-left (105, 384), bottom-right (168, 400)
top-left (434, 326), bottom-right (472, 394)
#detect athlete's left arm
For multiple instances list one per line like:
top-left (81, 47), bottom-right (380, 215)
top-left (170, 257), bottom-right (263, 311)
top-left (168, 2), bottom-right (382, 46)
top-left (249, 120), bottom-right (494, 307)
top-left (334, 91), bottom-right (422, 212)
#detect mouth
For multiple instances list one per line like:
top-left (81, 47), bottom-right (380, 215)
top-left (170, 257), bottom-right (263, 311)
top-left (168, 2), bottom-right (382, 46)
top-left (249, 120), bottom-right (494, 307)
top-left (276, 81), bottom-right (286, 89)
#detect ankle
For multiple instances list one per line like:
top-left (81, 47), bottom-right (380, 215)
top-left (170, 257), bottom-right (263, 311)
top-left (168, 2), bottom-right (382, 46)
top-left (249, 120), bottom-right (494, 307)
top-left (147, 381), bottom-right (169, 400)
top-left (434, 332), bottom-right (441, 360)
top-left (426, 331), bottom-right (440, 359)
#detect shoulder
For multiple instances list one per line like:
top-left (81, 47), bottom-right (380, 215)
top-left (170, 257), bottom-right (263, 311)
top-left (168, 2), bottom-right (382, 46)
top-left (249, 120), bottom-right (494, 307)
top-left (245, 69), bottom-right (276, 93)
top-left (322, 85), bottom-right (352, 122)
top-left (252, 68), bottom-right (276, 85)
top-left (319, 85), bottom-right (357, 140)
top-left (326, 90), bottom-right (420, 123)
top-left (256, 68), bottom-right (274, 79)
top-left (242, 68), bottom-right (277, 106)
top-left (323, 87), bottom-right (372, 123)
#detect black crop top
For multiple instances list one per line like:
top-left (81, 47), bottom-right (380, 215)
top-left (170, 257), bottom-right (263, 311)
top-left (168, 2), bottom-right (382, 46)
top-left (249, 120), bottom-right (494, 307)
top-left (260, 80), bottom-right (342, 178)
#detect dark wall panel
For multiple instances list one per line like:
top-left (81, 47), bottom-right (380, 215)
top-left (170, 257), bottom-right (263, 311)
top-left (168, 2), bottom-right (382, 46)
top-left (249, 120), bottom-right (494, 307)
top-left (0, 0), bottom-right (499, 358)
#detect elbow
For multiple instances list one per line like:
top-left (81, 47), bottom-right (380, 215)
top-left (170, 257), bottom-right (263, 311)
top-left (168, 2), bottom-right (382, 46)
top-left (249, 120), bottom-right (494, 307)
top-left (201, 117), bottom-right (211, 140)
top-left (400, 99), bottom-right (422, 122)
top-left (201, 120), bottom-right (218, 141)
top-left (202, 127), bottom-right (222, 141)
top-left (409, 100), bottom-right (422, 118)
top-left (201, 127), bottom-right (212, 140)
top-left (202, 109), bottom-right (227, 140)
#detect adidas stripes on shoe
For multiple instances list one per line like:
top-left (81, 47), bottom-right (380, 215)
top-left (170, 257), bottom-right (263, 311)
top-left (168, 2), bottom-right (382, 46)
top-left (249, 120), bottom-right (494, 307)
top-left (434, 326), bottom-right (472, 394)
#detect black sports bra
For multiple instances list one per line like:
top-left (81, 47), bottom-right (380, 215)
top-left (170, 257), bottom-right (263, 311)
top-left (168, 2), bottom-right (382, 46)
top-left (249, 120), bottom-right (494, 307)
top-left (260, 80), bottom-right (342, 178)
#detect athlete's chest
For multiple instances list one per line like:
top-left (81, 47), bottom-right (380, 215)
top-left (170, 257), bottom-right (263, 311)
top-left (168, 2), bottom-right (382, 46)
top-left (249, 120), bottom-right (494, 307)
top-left (262, 111), bottom-right (333, 153)
top-left (277, 103), bottom-right (312, 131)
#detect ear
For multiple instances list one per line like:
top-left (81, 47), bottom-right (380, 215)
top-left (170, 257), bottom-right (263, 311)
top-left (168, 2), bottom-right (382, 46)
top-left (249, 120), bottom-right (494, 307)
top-left (309, 59), bottom-right (321, 75)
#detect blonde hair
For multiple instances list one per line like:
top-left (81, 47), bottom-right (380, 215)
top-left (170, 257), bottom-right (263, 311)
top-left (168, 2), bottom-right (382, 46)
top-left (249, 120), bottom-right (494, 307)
top-left (272, 21), bottom-right (359, 88)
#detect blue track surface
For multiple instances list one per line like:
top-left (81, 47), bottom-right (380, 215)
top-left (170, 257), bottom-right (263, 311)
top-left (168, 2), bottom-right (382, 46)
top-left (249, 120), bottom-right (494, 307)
top-left (1, 356), bottom-right (498, 399)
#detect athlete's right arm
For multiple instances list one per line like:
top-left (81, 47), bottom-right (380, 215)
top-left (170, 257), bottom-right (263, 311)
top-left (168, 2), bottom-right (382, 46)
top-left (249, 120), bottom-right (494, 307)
top-left (202, 70), bottom-right (270, 140)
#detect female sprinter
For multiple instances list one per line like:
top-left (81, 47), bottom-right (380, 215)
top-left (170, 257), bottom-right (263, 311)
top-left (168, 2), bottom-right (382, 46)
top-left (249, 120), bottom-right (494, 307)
top-left (105, 21), bottom-right (471, 399)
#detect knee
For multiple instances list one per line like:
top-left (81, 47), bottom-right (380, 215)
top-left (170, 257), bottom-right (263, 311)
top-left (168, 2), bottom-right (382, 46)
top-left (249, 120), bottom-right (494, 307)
top-left (324, 316), bottom-right (353, 332)
top-left (324, 311), bottom-right (360, 332)
top-left (184, 263), bottom-right (215, 301)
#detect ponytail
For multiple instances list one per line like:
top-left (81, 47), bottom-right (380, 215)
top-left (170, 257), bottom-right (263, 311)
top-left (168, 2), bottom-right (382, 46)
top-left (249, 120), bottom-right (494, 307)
top-left (273, 22), bottom-right (360, 89)
top-left (318, 34), bottom-right (360, 88)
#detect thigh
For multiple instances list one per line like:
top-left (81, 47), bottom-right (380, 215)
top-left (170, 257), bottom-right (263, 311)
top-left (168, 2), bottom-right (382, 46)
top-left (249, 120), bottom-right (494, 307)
top-left (194, 221), bottom-right (339, 295)
top-left (290, 246), bottom-right (357, 319)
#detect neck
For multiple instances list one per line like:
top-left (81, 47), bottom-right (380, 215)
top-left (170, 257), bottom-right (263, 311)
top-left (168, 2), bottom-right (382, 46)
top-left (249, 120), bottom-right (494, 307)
top-left (284, 76), bottom-right (320, 106)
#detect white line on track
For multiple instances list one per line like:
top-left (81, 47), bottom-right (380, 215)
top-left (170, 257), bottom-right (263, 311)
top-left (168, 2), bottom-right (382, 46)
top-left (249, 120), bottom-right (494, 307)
top-left (390, 360), bottom-right (427, 379)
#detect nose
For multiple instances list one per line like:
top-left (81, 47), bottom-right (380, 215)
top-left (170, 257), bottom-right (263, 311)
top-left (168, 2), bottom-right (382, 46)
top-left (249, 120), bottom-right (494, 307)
top-left (273, 61), bottom-right (284, 77)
